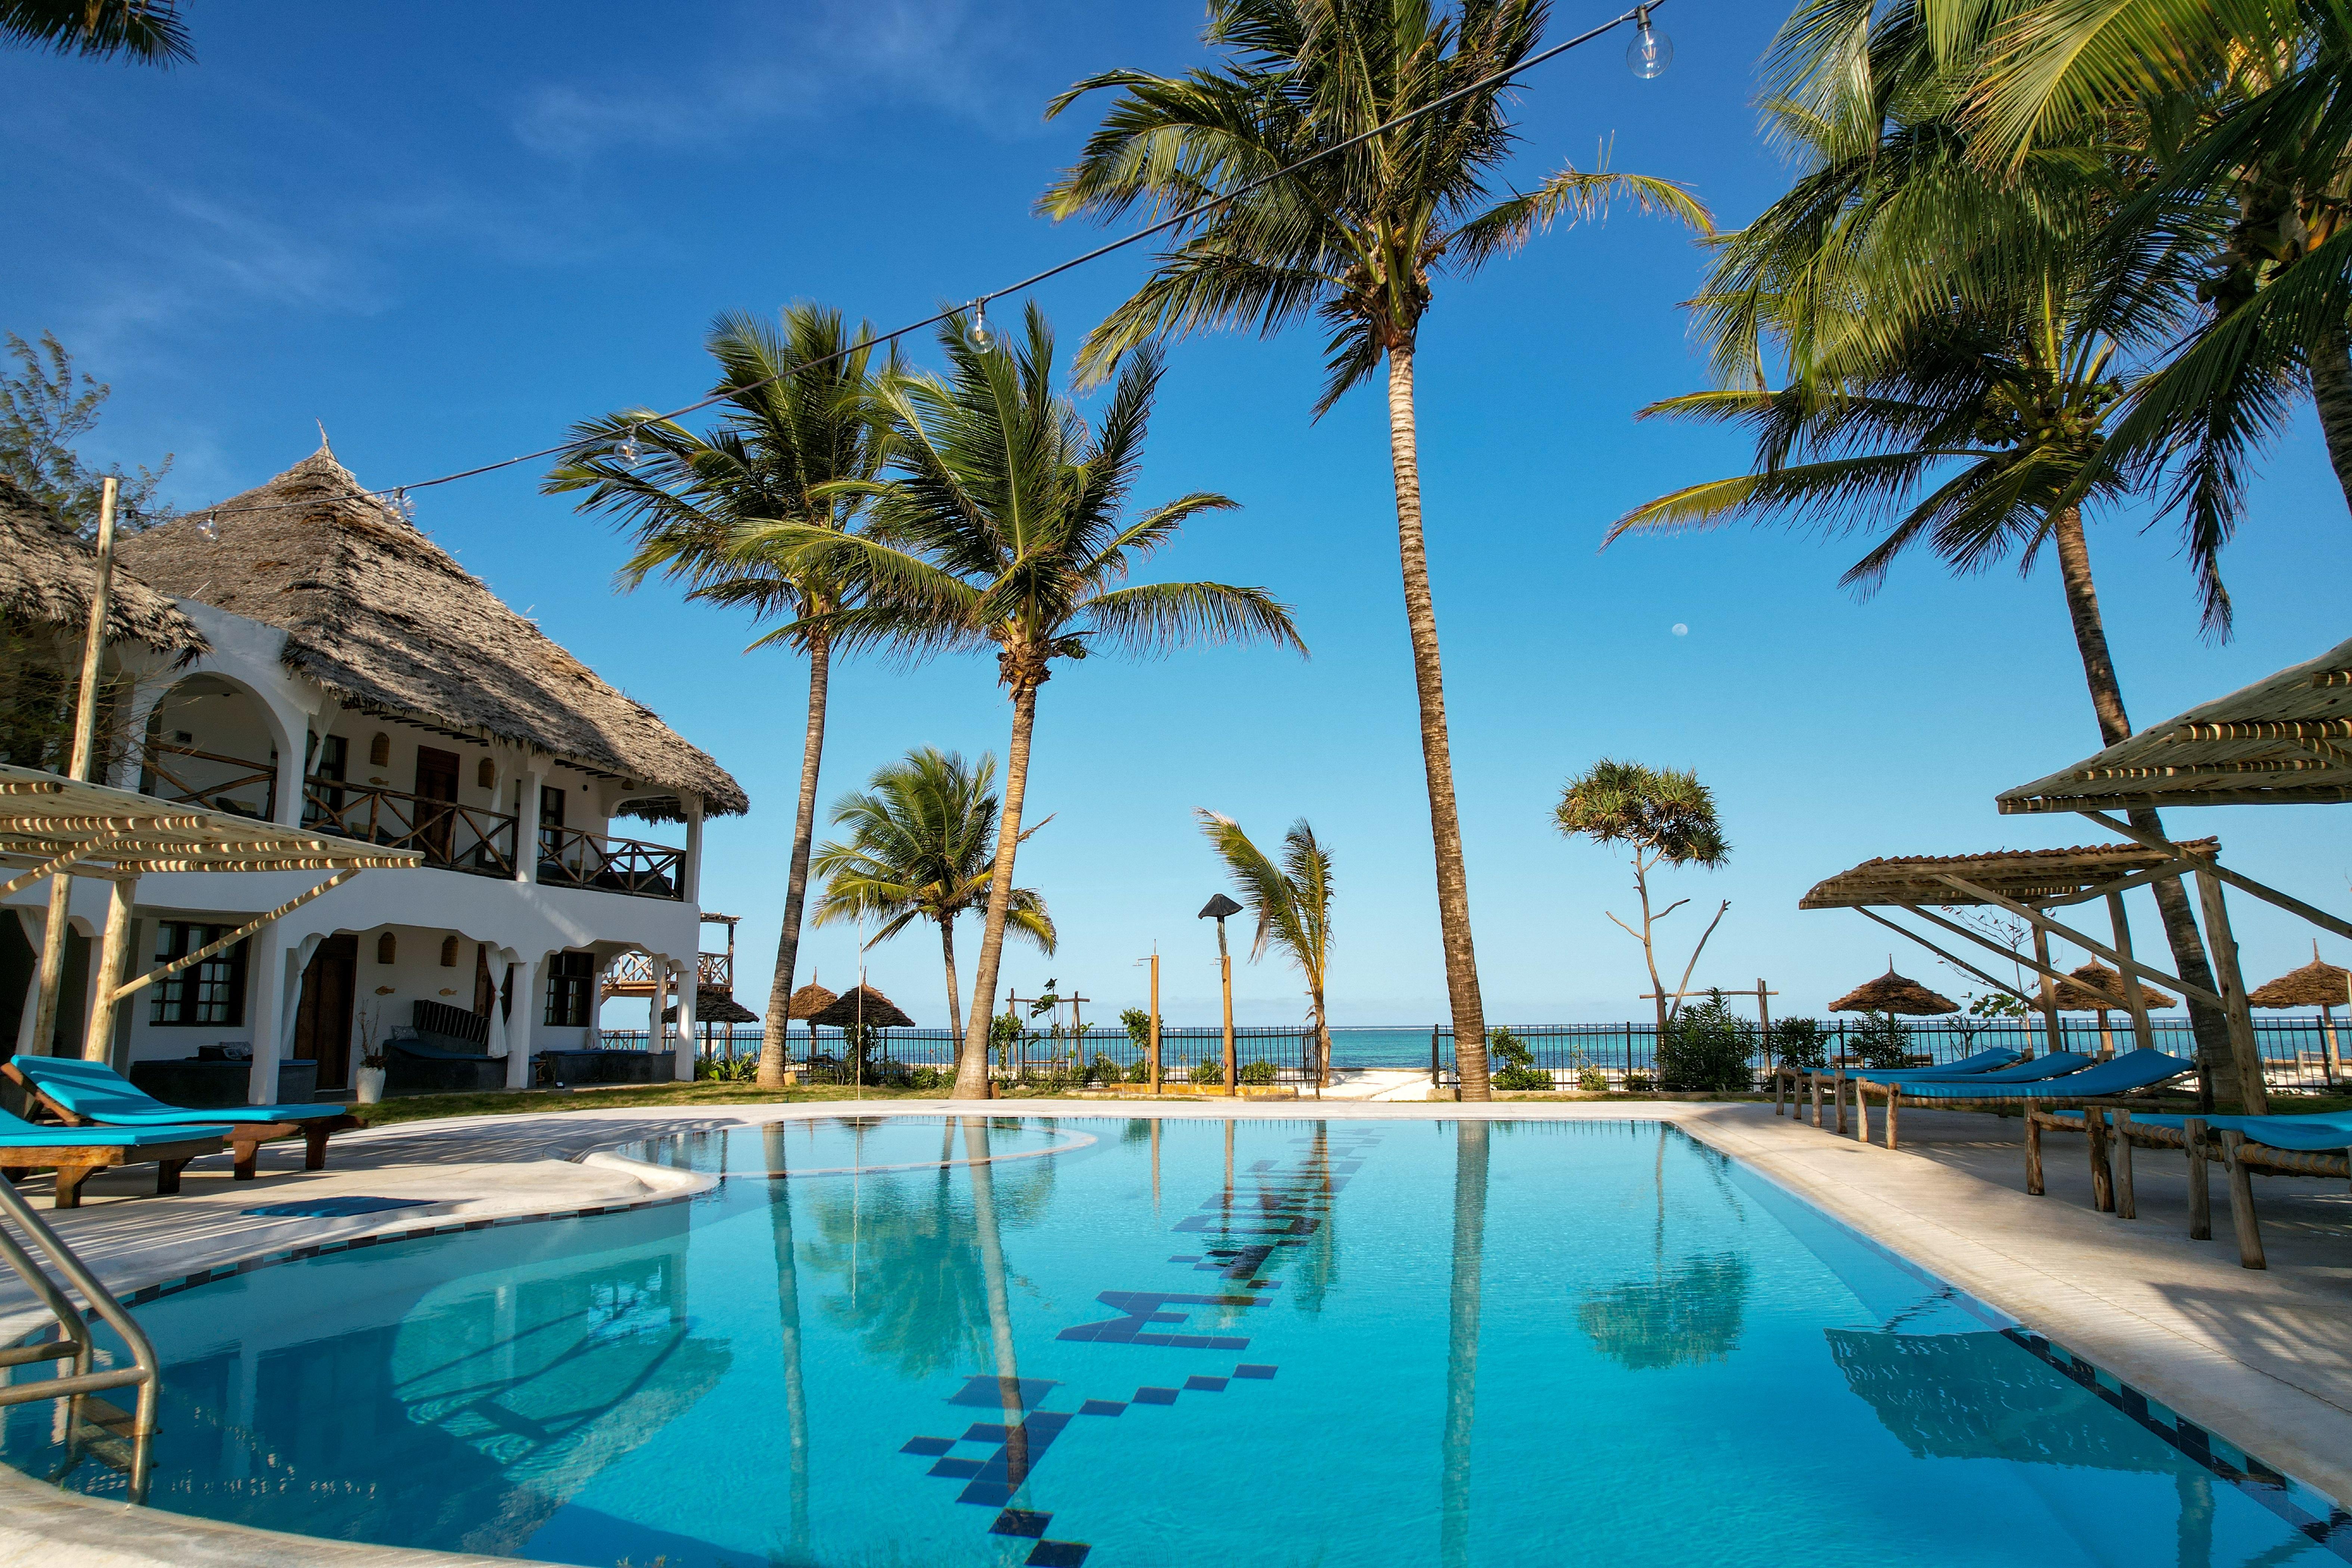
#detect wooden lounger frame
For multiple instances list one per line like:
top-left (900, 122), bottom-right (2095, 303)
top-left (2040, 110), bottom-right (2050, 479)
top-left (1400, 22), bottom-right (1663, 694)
top-left (0, 1136), bottom-right (224, 1209)
top-left (2, 1064), bottom-right (363, 1181)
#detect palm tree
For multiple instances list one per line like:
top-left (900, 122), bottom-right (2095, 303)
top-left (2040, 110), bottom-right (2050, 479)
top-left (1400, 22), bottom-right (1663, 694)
top-left (1607, 4), bottom-right (2244, 1104)
top-left (751, 305), bottom-right (1304, 1099)
top-left (1037, 0), bottom-right (1712, 1101)
top-left (1554, 761), bottom-right (1730, 1035)
top-left (811, 746), bottom-right (1057, 1047)
top-left (1441, 1120), bottom-right (1488, 1568)
top-left (1198, 810), bottom-right (1336, 1091)
top-left (3, 0), bottom-right (191, 63)
top-left (544, 305), bottom-right (897, 1090)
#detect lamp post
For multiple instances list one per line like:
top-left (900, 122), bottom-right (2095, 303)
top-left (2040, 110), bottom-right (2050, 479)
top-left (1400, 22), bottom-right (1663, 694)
top-left (1200, 894), bottom-right (1241, 1095)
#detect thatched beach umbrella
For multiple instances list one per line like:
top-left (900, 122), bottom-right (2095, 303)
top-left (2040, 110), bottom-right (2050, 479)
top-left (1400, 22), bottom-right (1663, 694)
top-left (664, 988), bottom-right (760, 1058)
top-left (2247, 943), bottom-right (2351, 1085)
top-left (1828, 967), bottom-right (1958, 1016)
top-left (2051, 962), bottom-right (2175, 1059)
top-left (810, 984), bottom-right (915, 1031)
top-left (786, 982), bottom-right (839, 1069)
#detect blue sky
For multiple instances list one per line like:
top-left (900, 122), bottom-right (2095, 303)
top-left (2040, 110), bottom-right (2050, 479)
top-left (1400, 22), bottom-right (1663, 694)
top-left (8, 1), bottom-right (2351, 1028)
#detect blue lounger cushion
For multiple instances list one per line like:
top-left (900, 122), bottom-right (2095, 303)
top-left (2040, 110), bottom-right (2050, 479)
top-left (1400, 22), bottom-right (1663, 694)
top-left (0, 1105), bottom-right (230, 1147)
top-left (1858, 1051), bottom-right (2092, 1087)
top-left (2127, 1111), bottom-right (2352, 1154)
top-left (12, 1054), bottom-right (346, 1126)
top-left (1895, 1048), bottom-right (2196, 1100)
top-left (1847, 1047), bottom-right (2025, 1085)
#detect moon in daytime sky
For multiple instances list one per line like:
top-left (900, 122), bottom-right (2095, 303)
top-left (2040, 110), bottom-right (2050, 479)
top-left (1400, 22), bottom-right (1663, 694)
top-left (1671, 623), bottom-right (1689, 636)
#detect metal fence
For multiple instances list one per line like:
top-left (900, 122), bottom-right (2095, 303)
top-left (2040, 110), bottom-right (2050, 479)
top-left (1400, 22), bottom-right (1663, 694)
top-left (601, 1013), bottom-right (2348, 1094)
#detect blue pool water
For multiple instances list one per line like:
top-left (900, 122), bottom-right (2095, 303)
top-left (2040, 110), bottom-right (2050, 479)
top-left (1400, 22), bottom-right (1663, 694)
top-left (4, 1116), bottom-right (2341, 1566)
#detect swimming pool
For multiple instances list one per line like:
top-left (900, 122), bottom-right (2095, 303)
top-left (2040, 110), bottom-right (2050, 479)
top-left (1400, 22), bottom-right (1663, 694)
top-left (3, 1115), bottom-right (2342, 1566)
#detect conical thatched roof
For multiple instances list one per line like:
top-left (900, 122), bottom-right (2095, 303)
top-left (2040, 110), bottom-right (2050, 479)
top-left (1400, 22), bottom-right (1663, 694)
top-left (118, 451), bottom-right (744, 815)
top-left (2051, 962), bottom-right (2176, 1012)
top-left (2248, 945), bottom-right (2352, 1009)
top-left (665, 986), bottom-right (758, 1025)
top-left (786, 982), bottom-right (838, 1021)
top-left (1829, 968), bottom-right (1958, 1016)
top-left (0, 478), bottom-right (205, 655)
top-left (809, 983), bottom-right (914, 1029)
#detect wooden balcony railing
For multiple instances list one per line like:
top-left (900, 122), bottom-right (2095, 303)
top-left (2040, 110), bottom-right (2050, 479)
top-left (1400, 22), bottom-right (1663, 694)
top-left (606, 949), bottom-right (731, 993)
top-left (538, 825), bottom-right (685, 901)
top-left (140, 744), bottom-right (276, 820)
top-left (302, 779), bottom-right (519, 879)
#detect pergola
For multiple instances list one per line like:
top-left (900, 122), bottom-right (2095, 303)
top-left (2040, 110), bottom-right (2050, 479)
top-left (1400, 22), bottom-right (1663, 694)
top-left (1798, 841), bottom-right (2245, 1095)
top-left (0, 761), bottom-right (419, 1063)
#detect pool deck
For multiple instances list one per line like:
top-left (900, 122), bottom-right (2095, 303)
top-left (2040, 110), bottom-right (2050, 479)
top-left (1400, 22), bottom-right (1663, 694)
top-left (1, 1095), bottom-right (2347, 1564)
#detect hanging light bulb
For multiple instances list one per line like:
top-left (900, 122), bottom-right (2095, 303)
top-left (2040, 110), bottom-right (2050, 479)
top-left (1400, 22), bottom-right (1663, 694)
top-left (194, 514), bottom-right (220, 543)
top-left (392, 488), bottom-right (416, 522)
top-left (967, 300), bottom-right (993, 350)
top-left (617, 425), bottom-right (644, 468)
top-left (1626, 5), bottom-right (1671, 78)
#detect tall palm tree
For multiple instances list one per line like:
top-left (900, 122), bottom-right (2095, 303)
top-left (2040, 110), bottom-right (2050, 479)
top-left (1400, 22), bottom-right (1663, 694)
top-left (1036, 0), bottom-right (1711, 1100)
top-left (544, 305), bottom-right (897, 1090)
top-left (811, 746), bottom-right (1057, 1046)
top-left (1198, 810), bottom-right (1336, 1090)
top-left (1607, 4), bottom-right (2244, 1101)
top-left (752, 306), bottom-right (1304, 1099)
top-left (2, 0), bottom-right (191, 63)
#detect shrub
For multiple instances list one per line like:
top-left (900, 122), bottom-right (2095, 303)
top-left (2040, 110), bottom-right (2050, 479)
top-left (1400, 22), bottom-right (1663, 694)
top-left (1238, 1060), bottom-right (1278, 1086)
top-left (1126, 1057), bottom-right (1153, 1084)
top-left (1121, 1007), bottom-right (1152, 1047)
top-left (1086, 1053), bottom-right (1124, 1086)
top-left (1850, 1012), bottom-right (1913, 1070)
top-left (1486, 1026), bottom-right (1554, 1091)
top-left (1657, 991), bottom-right (1757, 1091)
top-left (908, 1066), bottom-right (950, 1092)
top-left (1770, 1017), bottom-right (1830, 1070)
top-left (1623, 1072), bottom-right (1654, 1093)
top-left (1188, 1058), bottom-right (1225, 1085)
top-left (696, 1054), bottom-right (756, 1083)
top-left (1577, 1066), bottom-right (1608, 1092)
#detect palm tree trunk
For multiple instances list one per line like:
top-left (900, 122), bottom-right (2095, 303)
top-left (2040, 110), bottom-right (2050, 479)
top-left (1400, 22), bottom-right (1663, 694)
top-left (762, 1125), bottom-right (811, 1550)
top-left (2308, 324), bottom-right (2352, 516)
top-left (1314, 992), bottom-right (1332, 1093)
top-left (940, 914), bottom-right (965, 1053)
top-left (1386, 345), bottom-right (1489, 1099)
top-left (759, 632), bottom-right (830, 1089)
top-left (2049, 508), bottom-right (2234, 1108)
top-left (954, 676), bottom-right (1039, 1098)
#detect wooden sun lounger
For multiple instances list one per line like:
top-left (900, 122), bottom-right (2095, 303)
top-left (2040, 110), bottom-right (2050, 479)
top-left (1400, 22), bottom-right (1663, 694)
top-left (0, 1107), bottom-right (229, 1210)
top-left (4, 1060), bottom-right (362, 1182)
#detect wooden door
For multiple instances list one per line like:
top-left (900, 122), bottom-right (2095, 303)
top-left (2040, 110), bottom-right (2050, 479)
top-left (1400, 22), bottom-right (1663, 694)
top-left (294, 935), bottom-right (359, 1091)
top-left (414, 746), bottom-right (460, 863)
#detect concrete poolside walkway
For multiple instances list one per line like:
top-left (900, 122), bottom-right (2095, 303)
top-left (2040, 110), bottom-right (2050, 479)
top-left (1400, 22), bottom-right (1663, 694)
top-left (0, 1094), bottom-right (2347, 1564)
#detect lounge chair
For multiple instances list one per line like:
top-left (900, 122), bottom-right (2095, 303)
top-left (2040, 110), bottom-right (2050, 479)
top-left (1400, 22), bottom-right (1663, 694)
top-left (5, 1056), bottom-right (362, 1181)
top-left (0, 1106), bottom-right (228, 1209)
top-left (1774, 1047), bottom-right (2029, 1127)
top-left (1851, 1047), bottom-right (2195, 1151)
top-left (2034, 1107), bottom-right (2351, 1269)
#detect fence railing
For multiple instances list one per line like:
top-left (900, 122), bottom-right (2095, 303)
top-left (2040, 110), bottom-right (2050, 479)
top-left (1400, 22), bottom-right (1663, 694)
top-left (538, 824), bottom-right (684, 901)
top-left (613, 1014), bottom-right (2349, 1095)
top-left (303, 779), bottom-right (519, 879)
top-left (138, 743), bottom-right (275, 820)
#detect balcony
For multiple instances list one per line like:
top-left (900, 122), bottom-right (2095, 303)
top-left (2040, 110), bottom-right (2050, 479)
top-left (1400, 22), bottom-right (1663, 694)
top-left (298, 779), bottom-right (685, 901)
top-left (537, 824), bottom-right (684, 900)
top-left (139, 744), bottom-right (276, 820)
top-left (605, 948), bottom-right (731, 995)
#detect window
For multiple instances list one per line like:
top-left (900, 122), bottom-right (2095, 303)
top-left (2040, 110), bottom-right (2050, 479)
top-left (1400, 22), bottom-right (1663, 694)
top-left (545, 950), bottom-right (594, 1027)
top-left (440, 934), bottom-right (460, 967)
top-left (149, 923), bottom-right (247, 1027)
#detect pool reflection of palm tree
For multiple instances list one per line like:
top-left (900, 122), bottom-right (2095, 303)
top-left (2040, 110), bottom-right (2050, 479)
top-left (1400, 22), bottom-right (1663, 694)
top-left (763, 1124), bottom-right (812, 1551)
top-left (1441, 1121), bottom-right (1488, 1568)
top-left (963, 1116), bottom-right (1030, 1482)
top-left (1576, 1128), bottom-right (1752, 1372)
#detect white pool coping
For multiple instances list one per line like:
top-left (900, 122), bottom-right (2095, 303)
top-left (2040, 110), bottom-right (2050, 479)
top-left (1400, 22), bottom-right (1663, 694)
top-left (4, 1097), bottom-right (2346, 1564)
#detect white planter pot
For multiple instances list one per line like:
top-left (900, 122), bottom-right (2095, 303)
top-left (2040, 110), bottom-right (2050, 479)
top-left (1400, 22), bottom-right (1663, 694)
top-left (355, 1066), bottom-right (387, 1105)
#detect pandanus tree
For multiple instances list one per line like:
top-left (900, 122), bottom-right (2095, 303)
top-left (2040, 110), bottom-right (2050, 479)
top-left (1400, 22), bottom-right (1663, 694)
top-left (1198, 810), bottom-right (1337, 1090)
top-left (1554, 760), bottom-right (1730, 1035)
top-left (1037, 0), bottom-right (1711, 1100)
top-left (544, 305), bottom-right (897, 1090)
top-left (1606, 1), bottom-right (2243, 1096)
top-left (811, 746), bottom-right (1057, 1046)
top-left (753, 305), bottom-right (1304, 1099)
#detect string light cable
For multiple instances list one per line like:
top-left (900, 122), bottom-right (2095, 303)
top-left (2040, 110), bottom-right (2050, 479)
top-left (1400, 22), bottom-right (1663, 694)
top-left (189, 0), bottom-right (1677, 526)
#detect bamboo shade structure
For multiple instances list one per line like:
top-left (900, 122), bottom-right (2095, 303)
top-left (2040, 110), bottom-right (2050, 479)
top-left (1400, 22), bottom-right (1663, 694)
top-left (1801, 841), bottom-right (2218, 910)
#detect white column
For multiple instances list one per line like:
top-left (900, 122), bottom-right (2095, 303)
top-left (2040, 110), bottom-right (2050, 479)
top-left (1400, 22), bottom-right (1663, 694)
top-left (273, 735), bottom-right (307, 828)
top-left (109, 677), bottom-right (172, 792)
top-left (672, 959), bottom-right (697, 1082)
top-left (682, 795), bottom-right (705, 905)
top-left (518, 766), bottom-right (547, 883)
top-left (244, 923), bottom-right (291, 1106)
top-left (649, 954), bottom-right (670, 1066)
top-left (505, 954), bottom-right (537, 1090)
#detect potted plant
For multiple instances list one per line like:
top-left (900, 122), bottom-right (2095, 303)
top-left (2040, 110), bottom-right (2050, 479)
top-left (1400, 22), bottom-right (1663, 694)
top-left (354, 1006), bottom-right (388, 1104)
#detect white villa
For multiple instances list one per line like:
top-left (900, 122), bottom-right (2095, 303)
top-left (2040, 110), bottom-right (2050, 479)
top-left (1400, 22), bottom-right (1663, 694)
top-left (0, 448), bottom-right (747, 1104)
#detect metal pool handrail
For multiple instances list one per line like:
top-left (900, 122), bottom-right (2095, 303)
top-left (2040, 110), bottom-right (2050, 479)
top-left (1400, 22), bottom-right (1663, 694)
top-left (0, 1174), bottom-right (158, 1502)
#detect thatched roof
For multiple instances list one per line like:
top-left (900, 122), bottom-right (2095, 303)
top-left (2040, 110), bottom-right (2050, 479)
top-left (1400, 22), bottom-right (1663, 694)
top-left (2051, 962), bottom-right (2176, 1012)
top-left (809, 983), bottom-right (914, 1029)
top-left (786, 982), bottom-right (838, 1021)
top-left (665, 986), bottom-right (758, 1025)
top-left (0, 478), bottom-right (206, 655)
top-left (2247, 946), bottom-right (2352, 1009)
top-left (1801, 841), bottom-right (2218, 910)
top-left (118, 450), bottom-right (744, 816)
top-left (1829, 968), bottom-right (1958, 1016)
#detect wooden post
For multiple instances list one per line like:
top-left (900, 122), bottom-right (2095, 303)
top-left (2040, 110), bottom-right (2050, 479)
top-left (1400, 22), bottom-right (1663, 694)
top-left (2191, 869), bottom-right (2269, 1113)
top-left (1834, 1068), bottom-right (1848, 1136)
top-left (1810, 1071), bottom-right (1823, 1128)
top-left (2086, 1107), bottom-right (2113, 1213)
top-left (2325, 1001), bottom-right (2344, 1091)
top-left (1431, 1026), bottom-right (1441, 1095)
top-left (2108, 895), bottom-right (2154, 1057)
top-left (2184, 1117), bottom-right (2212, 1241)
top-left (2111, 1108), bottom-right (2137, 1220)
top-left (1883, 1086), bottom-right (1900, 1150)
top-left (79, 875), bottom-right (139, 1064)
top-left (2218, 1131), bottom-right (2267, 1270)
top-left (1755, 977), bottom-right (1774, 1096)
top-left (1148, 953), bottom-right (1162, 1096)
top-left (2024, 1110), bottom-right (2044, 1195)
top-left (1852, 1077), bottom-right (1870, 1144)
top-left (2032, 924), bottom-right (2065, 1059)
